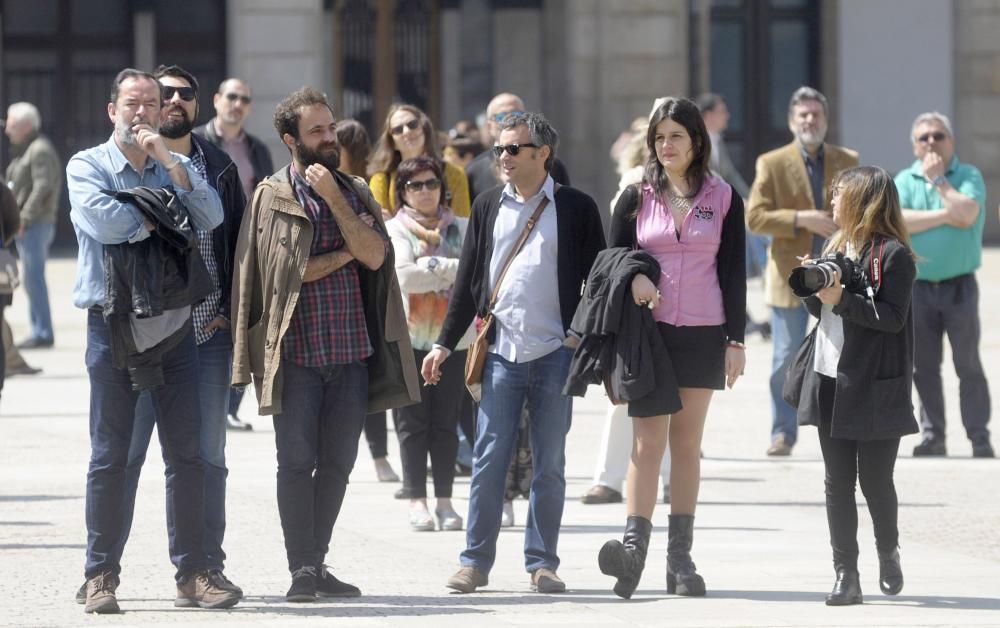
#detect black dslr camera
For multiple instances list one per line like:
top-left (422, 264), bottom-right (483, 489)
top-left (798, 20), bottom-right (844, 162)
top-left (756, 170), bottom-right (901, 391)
top-left (788, 252), bottom-right (879, 319)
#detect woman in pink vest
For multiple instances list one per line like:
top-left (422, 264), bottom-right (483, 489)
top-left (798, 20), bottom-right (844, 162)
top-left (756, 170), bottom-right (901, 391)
top-left (599, 97), bottom-right (747, 599)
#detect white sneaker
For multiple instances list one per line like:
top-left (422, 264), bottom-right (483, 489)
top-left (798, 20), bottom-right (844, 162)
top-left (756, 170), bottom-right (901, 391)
top-left (500, 501), bottom-right (514, 528)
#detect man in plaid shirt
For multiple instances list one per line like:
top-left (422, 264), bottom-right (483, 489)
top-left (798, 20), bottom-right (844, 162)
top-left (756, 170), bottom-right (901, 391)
top-left (230, 87), bottom-right (420, 603)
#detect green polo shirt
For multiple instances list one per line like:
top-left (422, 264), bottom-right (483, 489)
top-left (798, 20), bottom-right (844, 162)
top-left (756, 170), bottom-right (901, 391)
top-left (894, 155), bottom-right (986, 281)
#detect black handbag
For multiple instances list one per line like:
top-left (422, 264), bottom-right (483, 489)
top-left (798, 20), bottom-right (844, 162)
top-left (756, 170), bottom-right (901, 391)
top-left (782, 325), bottom-right (817, 408)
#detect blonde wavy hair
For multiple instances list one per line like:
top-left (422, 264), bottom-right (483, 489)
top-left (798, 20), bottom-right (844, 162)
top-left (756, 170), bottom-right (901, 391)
top-left (824, 166), bottom-right (915, 259)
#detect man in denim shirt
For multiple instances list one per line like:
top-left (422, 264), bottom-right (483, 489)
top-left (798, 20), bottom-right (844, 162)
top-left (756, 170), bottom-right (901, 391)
top-left (67, 68), bottom-right (235, 614)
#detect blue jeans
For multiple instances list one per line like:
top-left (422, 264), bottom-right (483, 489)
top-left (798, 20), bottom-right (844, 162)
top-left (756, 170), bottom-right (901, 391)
top-left (461, 346), bottom-right (573, 574)
top-left (769, 304), bottom-right (809, 445)
top-left (15, 222), bottom-right (54, 342)
top-left (273, 359), bottom-right (368, 572)
top-left (118, 328), bottom-right (232, 571)
top-left (84, 311), bottom-right (205, 581)
top-left (746, 232), bottom-right (770, 279)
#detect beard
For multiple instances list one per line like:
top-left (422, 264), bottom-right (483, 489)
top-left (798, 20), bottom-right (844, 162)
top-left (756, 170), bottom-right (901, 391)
top-left (115, 114), bottom-right (155, 147)
top-left (160, 106), bottom-right (195, 139)
top-left (796, 125), bottom-right (828, 150)
top-left (295, 139), bottom-right (341, 172)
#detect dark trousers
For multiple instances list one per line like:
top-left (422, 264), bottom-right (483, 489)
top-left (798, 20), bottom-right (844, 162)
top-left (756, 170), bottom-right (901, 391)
top-left (84, 311), bottom-right (205, 581)
top-left (816, 376), bottom-right (901, 570)
top-left (912, 274), bottom-right (991, 444)
top-left (0, 304), bottom-right (6, 396)
top-left (396, 348), bottom-right (464, 498)
top-left (364, 411), bottom-right (389, 459)
top-left (273, 359), bottom-right (368, 572)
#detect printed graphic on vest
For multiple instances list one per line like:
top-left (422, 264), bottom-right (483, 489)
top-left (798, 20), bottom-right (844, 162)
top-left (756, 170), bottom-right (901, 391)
top-left (693, 206), bottom-right (714, 221)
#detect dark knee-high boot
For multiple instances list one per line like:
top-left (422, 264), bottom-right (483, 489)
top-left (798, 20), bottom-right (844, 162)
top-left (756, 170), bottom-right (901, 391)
top-left (666, 514), bottom-right (705, 596)
top-left (599, 515), bottom-right (653, 599)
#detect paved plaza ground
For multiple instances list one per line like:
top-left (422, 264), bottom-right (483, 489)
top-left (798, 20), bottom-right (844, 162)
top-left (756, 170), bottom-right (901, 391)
top-left (1, 254), bottom-right (998, 627)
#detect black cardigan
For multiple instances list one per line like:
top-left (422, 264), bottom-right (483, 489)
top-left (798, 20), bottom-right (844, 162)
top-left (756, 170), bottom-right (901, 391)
top-left (436, 183), bottom-right (606, 350)
top-left (609, 183), bottom-right (746, 343)
top-left (797, 237), bottom-right (919, 440)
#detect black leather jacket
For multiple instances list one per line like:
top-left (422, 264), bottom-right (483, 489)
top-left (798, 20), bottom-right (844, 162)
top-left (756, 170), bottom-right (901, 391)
top-left (101, 186), bottom-right (214, 389)
top-left (192, 133), bottom-right (246, 319)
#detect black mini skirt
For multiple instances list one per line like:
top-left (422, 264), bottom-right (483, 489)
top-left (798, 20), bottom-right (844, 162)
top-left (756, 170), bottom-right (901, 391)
top-left (657, 322), bottom-right (727, 391)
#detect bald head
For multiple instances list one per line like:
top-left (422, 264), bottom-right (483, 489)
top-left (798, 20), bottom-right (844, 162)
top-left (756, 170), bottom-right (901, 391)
top-left (486, 92), bottom-right (525, 142)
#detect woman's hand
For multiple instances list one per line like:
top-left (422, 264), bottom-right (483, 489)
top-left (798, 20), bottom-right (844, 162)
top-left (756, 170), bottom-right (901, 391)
top-left (725, 346), bottom-right (746, 389)
top-left (815, 269), bottom-right (843, 306)
top-left (631, 274), bottom-right (661, 308)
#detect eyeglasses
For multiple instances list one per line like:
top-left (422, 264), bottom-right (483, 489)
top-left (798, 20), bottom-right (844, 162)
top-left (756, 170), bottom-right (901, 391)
top-left (391, 119), bottom-right (420, 136)
top-left (160, 85), bottom-right (196, 102)
top-left (224, 92), bottom-right (251, 105)
top-left (491, 143), bottom-right (539, 158)
top-left (916, 131), bottom-right (948, 144)
top-left (403, 178), bottom-right (441, 192)
top-left (492, 110), bottom-right (524, 123)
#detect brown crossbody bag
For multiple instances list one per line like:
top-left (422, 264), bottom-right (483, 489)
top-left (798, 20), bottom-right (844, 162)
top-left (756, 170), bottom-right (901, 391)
top-left (464, 195), bottom-right (551, 400)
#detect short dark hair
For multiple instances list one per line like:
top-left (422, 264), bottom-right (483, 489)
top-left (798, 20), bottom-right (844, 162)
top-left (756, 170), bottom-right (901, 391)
top-left (273, 86), bottom-right (335, 141)
top-left (644, 97), bottom-right (712, 198)
top-left (152, 64), bottom-right (200, 96)
top-left (497, 111), bottom-right (558, 172)
top-left (335, 118), bottom-right (372, 178)
top-left (695, 93), bottom-right (722, 114)
top-left (394, 155), bottom-right (446, 212)
top-left (109, 68), bottom-right (159, 104)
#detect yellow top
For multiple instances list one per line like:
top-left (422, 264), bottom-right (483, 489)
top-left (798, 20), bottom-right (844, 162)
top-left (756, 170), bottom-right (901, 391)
top-left (369, 160), bottom-right (471, 218)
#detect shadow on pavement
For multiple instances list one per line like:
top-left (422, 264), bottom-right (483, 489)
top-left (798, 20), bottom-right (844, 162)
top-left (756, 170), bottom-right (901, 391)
top-left (0, 494), bottom-right (81, 502)
top-left (0, 543), bottom-right (85, 550)
top-left (712, 589), bottom-right (1000, 610)
top-left (699, 500), bottom-right (945, 508)
top-left (0, 520), bottom-right (52, 526)
top-left (555, 524), bottom-right (780, 534)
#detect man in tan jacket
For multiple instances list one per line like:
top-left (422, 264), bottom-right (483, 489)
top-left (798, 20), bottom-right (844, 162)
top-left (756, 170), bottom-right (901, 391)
top-left (229, 87), bottom-right (419, 603)
top-left (747, 86), bottom-right (859, 457)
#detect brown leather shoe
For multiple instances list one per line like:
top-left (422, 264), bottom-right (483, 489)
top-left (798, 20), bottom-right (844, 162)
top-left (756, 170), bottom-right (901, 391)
top-left (84, 570), bottom-right (120, 614)
top-left (446, 566), bottom-right (488, 593)
top-left (530, 568), bottom-right (566, 593)
top-left (175, 569), bottom-right (241, 609)
top-left (580, 484), bottom-right (623, 504)
top-left (766, 434), bottom-right (792, 456)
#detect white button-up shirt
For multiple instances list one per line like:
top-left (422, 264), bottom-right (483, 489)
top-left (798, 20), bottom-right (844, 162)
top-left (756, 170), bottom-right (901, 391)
top-left (488, 175), bottom-right (563, 363)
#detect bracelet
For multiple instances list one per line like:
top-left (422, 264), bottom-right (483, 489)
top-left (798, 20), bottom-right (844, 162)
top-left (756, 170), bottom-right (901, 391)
top-left (164, 158), bottom-right (182, 171)
top-left (726, 340), bottom-right (746, 350)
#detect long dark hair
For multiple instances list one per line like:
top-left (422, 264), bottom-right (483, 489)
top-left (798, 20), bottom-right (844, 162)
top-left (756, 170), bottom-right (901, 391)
top-left (643, 97), bottom-right (711, 199)
top-left (368, 103), bottom-right (439, 177)
top-left (335, 119), bottom-right (371, 179)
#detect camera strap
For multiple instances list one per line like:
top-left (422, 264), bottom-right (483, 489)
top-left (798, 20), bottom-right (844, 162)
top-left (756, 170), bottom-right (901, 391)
top-left (865, 237), bottom-right (887, 320)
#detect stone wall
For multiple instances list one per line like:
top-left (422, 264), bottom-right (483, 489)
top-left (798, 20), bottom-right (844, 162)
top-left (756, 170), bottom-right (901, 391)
top-left (955, 0), bottom-right (1000, 242)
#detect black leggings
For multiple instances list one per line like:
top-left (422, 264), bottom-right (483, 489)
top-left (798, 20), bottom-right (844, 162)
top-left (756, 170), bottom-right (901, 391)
top-left (816, 375), bottom-right (901, 569)
top-left (395, 349), bottom-right (465, 498)
top-left (364, 411), bottom-right (389, 459)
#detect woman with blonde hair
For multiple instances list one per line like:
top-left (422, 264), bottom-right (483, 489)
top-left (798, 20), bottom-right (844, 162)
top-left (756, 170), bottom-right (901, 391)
top-left (368, 104), bottom-right (470, 218)
top-left (789, 165), bottom-right (917, 605)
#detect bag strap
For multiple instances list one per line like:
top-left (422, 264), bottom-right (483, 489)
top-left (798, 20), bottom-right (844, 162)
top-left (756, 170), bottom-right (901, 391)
top-left (487, 194), bottom-right (551, 311)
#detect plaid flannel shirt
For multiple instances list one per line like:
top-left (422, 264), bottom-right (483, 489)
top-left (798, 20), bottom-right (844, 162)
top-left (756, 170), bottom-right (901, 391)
top-left (187, 143), bottom-right (223, 345)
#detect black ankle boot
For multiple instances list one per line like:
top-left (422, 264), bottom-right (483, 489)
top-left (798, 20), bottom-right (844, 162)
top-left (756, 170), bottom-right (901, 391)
top-left (878, 548), bottom-right (903, 595)
top-left (825, 567), bottom-right (863, 606)
top-left (666, 514), bottom-right (705, 596)
top-left (599, 515), bottom-right (653, 599)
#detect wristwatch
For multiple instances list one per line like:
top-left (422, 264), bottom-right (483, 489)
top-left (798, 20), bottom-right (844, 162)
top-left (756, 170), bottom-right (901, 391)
top-left (426, 256), bottom-right (439, 272)
top-left (931, 174), bottom-right (947, 187)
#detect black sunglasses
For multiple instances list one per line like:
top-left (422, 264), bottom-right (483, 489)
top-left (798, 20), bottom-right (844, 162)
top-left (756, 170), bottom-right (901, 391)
top-left (403, 178), bottom-right (441, 192)
top-left (224, 92), bottom-right (251, 105)
top-left (916, 131), bottom-right (948, 144)
top-left (491, 143), bottom-right (539, 158)
top-left (391, 119), bottom-right (420, 136)
top-left (160, 85), bottom-right (196, 102)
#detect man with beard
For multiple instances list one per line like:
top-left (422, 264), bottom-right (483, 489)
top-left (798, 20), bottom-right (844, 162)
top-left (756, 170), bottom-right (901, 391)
top-left (66, 68), bottom-right (234, 613)
top-left (71, 64), bottom-right (247, 607)
top-left (229, 86), bottom-right (419, 602)
top-left (746, 86), bottom-right (858, 457)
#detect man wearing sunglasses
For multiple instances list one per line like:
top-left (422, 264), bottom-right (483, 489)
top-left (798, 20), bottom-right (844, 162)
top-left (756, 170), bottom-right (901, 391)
top-left (895, 112), bottom-right (993, 459)
top-left (423, 112), bottom-right (605, 595)
top-left (465, 92), bottom-right (571, 202)
top-left (73, 64), bottom-right (247, 606)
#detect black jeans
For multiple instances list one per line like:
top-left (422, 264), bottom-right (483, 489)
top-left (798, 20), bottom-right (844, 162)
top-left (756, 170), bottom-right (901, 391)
top-left (395, 349), bottom-right (464, 498)
top-left (364, 411), bottom-right (389, 459)
top-left (273, 359), bottom-right (368, 572)
top-left (816, 375), bottom-right (901, 569)
top-left (912, 274), bottom-right (991, 444)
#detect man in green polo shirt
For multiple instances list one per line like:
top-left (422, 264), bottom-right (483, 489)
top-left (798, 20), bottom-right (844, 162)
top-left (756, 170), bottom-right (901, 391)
top-left (896, 111), bottom-right (993, 459)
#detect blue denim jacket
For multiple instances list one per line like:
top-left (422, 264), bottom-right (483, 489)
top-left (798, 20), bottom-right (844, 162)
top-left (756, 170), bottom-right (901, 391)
top-left (67, 135), bottom-right (223, 309)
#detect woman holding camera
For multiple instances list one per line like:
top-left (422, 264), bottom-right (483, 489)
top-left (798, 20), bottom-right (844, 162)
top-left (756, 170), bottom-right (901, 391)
top-left (599, 97), bottom-right (746, 599)
top-left (794, 166), bottom-right (918, 605)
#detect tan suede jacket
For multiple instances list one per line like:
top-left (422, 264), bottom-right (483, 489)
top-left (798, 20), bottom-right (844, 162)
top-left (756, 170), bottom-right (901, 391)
top-left (230, 165), bottom-right (420, 415)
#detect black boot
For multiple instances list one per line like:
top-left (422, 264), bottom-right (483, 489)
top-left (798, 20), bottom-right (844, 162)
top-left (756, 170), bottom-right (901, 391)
top-left (666, 514), bottom-right (705, 596)
top-left (599, 515), bottom-right (653, 599)
top-left (825, 567), bottom-right (863, 606)
top-left (878, 548), bottom-right (903, 595)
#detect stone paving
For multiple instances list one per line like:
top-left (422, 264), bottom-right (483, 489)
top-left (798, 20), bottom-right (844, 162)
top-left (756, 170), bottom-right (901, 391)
top-left (1, 254), bottom-right (998, 627)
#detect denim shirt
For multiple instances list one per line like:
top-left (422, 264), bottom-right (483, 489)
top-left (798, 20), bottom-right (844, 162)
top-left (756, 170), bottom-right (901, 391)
top-left (67, 135), bottom-right (224, 309)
